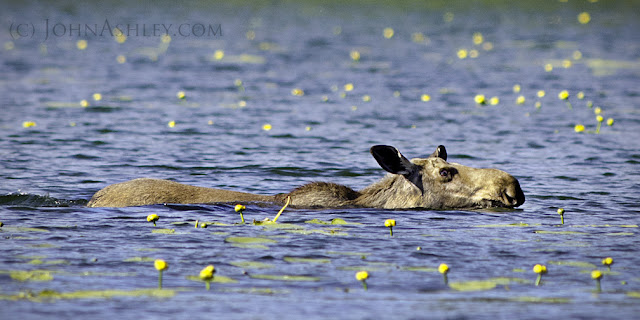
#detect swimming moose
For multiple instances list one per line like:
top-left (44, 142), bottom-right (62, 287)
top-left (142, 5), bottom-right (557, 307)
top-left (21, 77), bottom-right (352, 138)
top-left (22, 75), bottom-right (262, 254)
top-left (87, 145), bottom-right (525, 209)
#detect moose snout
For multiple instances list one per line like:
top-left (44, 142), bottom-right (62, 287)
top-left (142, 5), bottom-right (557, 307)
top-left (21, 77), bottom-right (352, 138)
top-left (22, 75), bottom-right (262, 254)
top-left (501, 178), bottom-right (525, 207)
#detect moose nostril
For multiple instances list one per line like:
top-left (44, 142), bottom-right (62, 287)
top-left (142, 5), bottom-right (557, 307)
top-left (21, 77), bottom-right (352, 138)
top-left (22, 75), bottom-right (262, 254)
top-left (502, 185), bottom-right (525, 207)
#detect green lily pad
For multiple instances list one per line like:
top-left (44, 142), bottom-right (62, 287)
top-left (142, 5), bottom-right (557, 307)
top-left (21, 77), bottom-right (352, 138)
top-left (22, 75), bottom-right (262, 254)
top-left (186, 275), bottom-right (237, 283)
top-left (151, 229), bottom-right (176, 234)
top-left (225, 237), bottom-right (277, 244)
top-left (402, 266), bottom-right (437, 272)
top-left (283, 257), bottom-right (331, 264)
top-left (304, 218), bottom-right (353, 225)
top-left (249, 274), bottom-right (321, 282)
top-left (509, 296), bottom-right (571, 303)
top-left (123, 256), bottom-right (156, 263)
top-left (258, 222), bottom-right (304, 230)
top-left (3, 288), bottom-right (176, 301)
top-left (9, 270), bottom-right (54, 282)
top-left (230, 261), bottom-right (275, 269)
top-left (26, 259), bottom-right (69, 265)
top-left (548, 260), bottom-right (597, 269)
top-left (230, 244), bottom-right (270, 250)
top-left (449, 277), bottom-right (530, 292)
top-left (1, 227), bottom-right (50, 233)
top-left (284, 228), bottom-right (349, 236)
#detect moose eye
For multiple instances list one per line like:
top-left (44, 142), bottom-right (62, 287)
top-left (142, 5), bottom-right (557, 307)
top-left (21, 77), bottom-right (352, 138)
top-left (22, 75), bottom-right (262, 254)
top-left (440, 169), bottom-right (449, 177)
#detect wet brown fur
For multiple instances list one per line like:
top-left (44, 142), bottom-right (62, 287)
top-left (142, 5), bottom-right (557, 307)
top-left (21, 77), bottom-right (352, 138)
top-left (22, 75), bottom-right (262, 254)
top-left (87, 145), bottom-right (524, 209)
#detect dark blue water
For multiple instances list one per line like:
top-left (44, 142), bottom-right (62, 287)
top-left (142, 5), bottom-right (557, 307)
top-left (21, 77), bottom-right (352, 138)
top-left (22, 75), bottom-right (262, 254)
top-left (2, 1), bottom-right (640, 319)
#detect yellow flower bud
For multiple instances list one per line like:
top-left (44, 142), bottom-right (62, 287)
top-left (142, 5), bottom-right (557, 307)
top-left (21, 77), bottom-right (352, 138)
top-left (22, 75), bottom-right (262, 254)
top-left (22, 121), bottom-right (37, 128)
top-left (344, 83), bottom-right (354, 92)
top-left (557, 208), bottom-right (564, 215)
top-left (602, 257), bottom-right (613, 266)
top-left (558, 90), bottom-right (569, 100)
top-left (533, 264), bottom-right (547, 274)
top-left (596, 115), bottom-right (603, 123)
top-left (574, 124), bottom-right (585, 133)
top-left (591, 270), bottom-right (602, 280)
top-left (384, 219), bottom-right (396, 228)
top-left (350, 50), bottom-right (360, 61)
top-left (176, 91), bottom-right (186, 99)
top-left (147, 214), bottom-right (159, 226)
top-left (606, 118), bottom-right (614, 126)
top-left (154, 259), bottom-right (168, 271)
top-left (474, 94), bottom-right (486, 105)
top-left (199, 265), bottom-right (216, 280)
top-left (516, 95), bottom-right (526, 105)
top-left (234, 204), bottom-right (246, 212)
top-left (438, 263), bottom-right (449, 274)
top-left (594, 107), bottom-right (602, 115)
top-left (355, 271), bottom-right (369, 281)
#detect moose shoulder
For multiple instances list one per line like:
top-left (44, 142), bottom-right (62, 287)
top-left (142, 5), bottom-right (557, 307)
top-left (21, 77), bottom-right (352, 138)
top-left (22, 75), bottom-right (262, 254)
top-left (87, 145), bottom-right (524, 210)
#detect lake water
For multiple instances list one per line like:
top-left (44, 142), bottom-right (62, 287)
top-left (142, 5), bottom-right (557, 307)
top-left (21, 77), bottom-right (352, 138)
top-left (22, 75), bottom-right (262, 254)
top-left (2, 1), bottom-right (640, 319)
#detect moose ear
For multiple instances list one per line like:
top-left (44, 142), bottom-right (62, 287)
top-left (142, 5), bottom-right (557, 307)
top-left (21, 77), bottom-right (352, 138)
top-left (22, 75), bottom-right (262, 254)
top-left (370, 145), bottom-right (424, 194)
top-left (429, 145), bottom-right (447, 160)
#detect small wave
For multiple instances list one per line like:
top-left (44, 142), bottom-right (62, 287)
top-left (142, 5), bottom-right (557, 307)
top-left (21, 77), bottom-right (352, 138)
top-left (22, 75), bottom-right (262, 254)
top-left (0, 193), bottom-right (88, 207)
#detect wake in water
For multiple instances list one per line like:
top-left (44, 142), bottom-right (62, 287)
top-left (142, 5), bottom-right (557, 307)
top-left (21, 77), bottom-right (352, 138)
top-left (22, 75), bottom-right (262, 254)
top-left (0, 193), bottom-right (88, 207)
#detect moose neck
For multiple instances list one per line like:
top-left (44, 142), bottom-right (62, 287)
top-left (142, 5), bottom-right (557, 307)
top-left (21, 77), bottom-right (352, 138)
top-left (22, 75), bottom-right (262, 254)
top-left (354, 175), bottom-right (425, 209)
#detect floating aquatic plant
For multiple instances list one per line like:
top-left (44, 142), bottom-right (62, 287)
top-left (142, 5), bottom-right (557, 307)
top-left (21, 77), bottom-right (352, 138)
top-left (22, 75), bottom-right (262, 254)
top-left (147, 214), bottom-right (159, 226)
top-left (557, 208), bottom-right (565, 224)
top-left (533, 264), bottom-right (547, 286)
top-left (574, 124), bottom-right (585, 133)
top-left (384, 219), bottom-right (396, 236)
top-left (355, 271), bottom-right (369, 290)
top-left (235, 204), bottom-right (246, 223)
top-left (591, 270), bottom-right (603, 292)
top-left (154, 259), bottom-right (168, 289)
top-left (602, 257), bottom-right (614, 271)
top-left (558, 90), bottom-right (572, 109)
top-left (595, 115), bottom-right (604, 134)
top-left (199, 265), bottom-right (215, 291)
top-left (607, 118), bottom-right (614, 127)
top-left (350, 50), bottom-right (360, 61)
top-left (176, 91), bottom-right (186, 99)
top-left (22, 121), bottom-right (37, 128)
top-left (439, 263), bottom-right (450, 285)
top-left (474, 94), bottom-right (486, 105)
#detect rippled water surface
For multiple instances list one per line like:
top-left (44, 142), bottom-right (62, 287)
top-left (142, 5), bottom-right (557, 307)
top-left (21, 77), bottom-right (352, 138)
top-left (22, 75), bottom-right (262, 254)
top-left (2, 1), bottom-right (640, 319)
